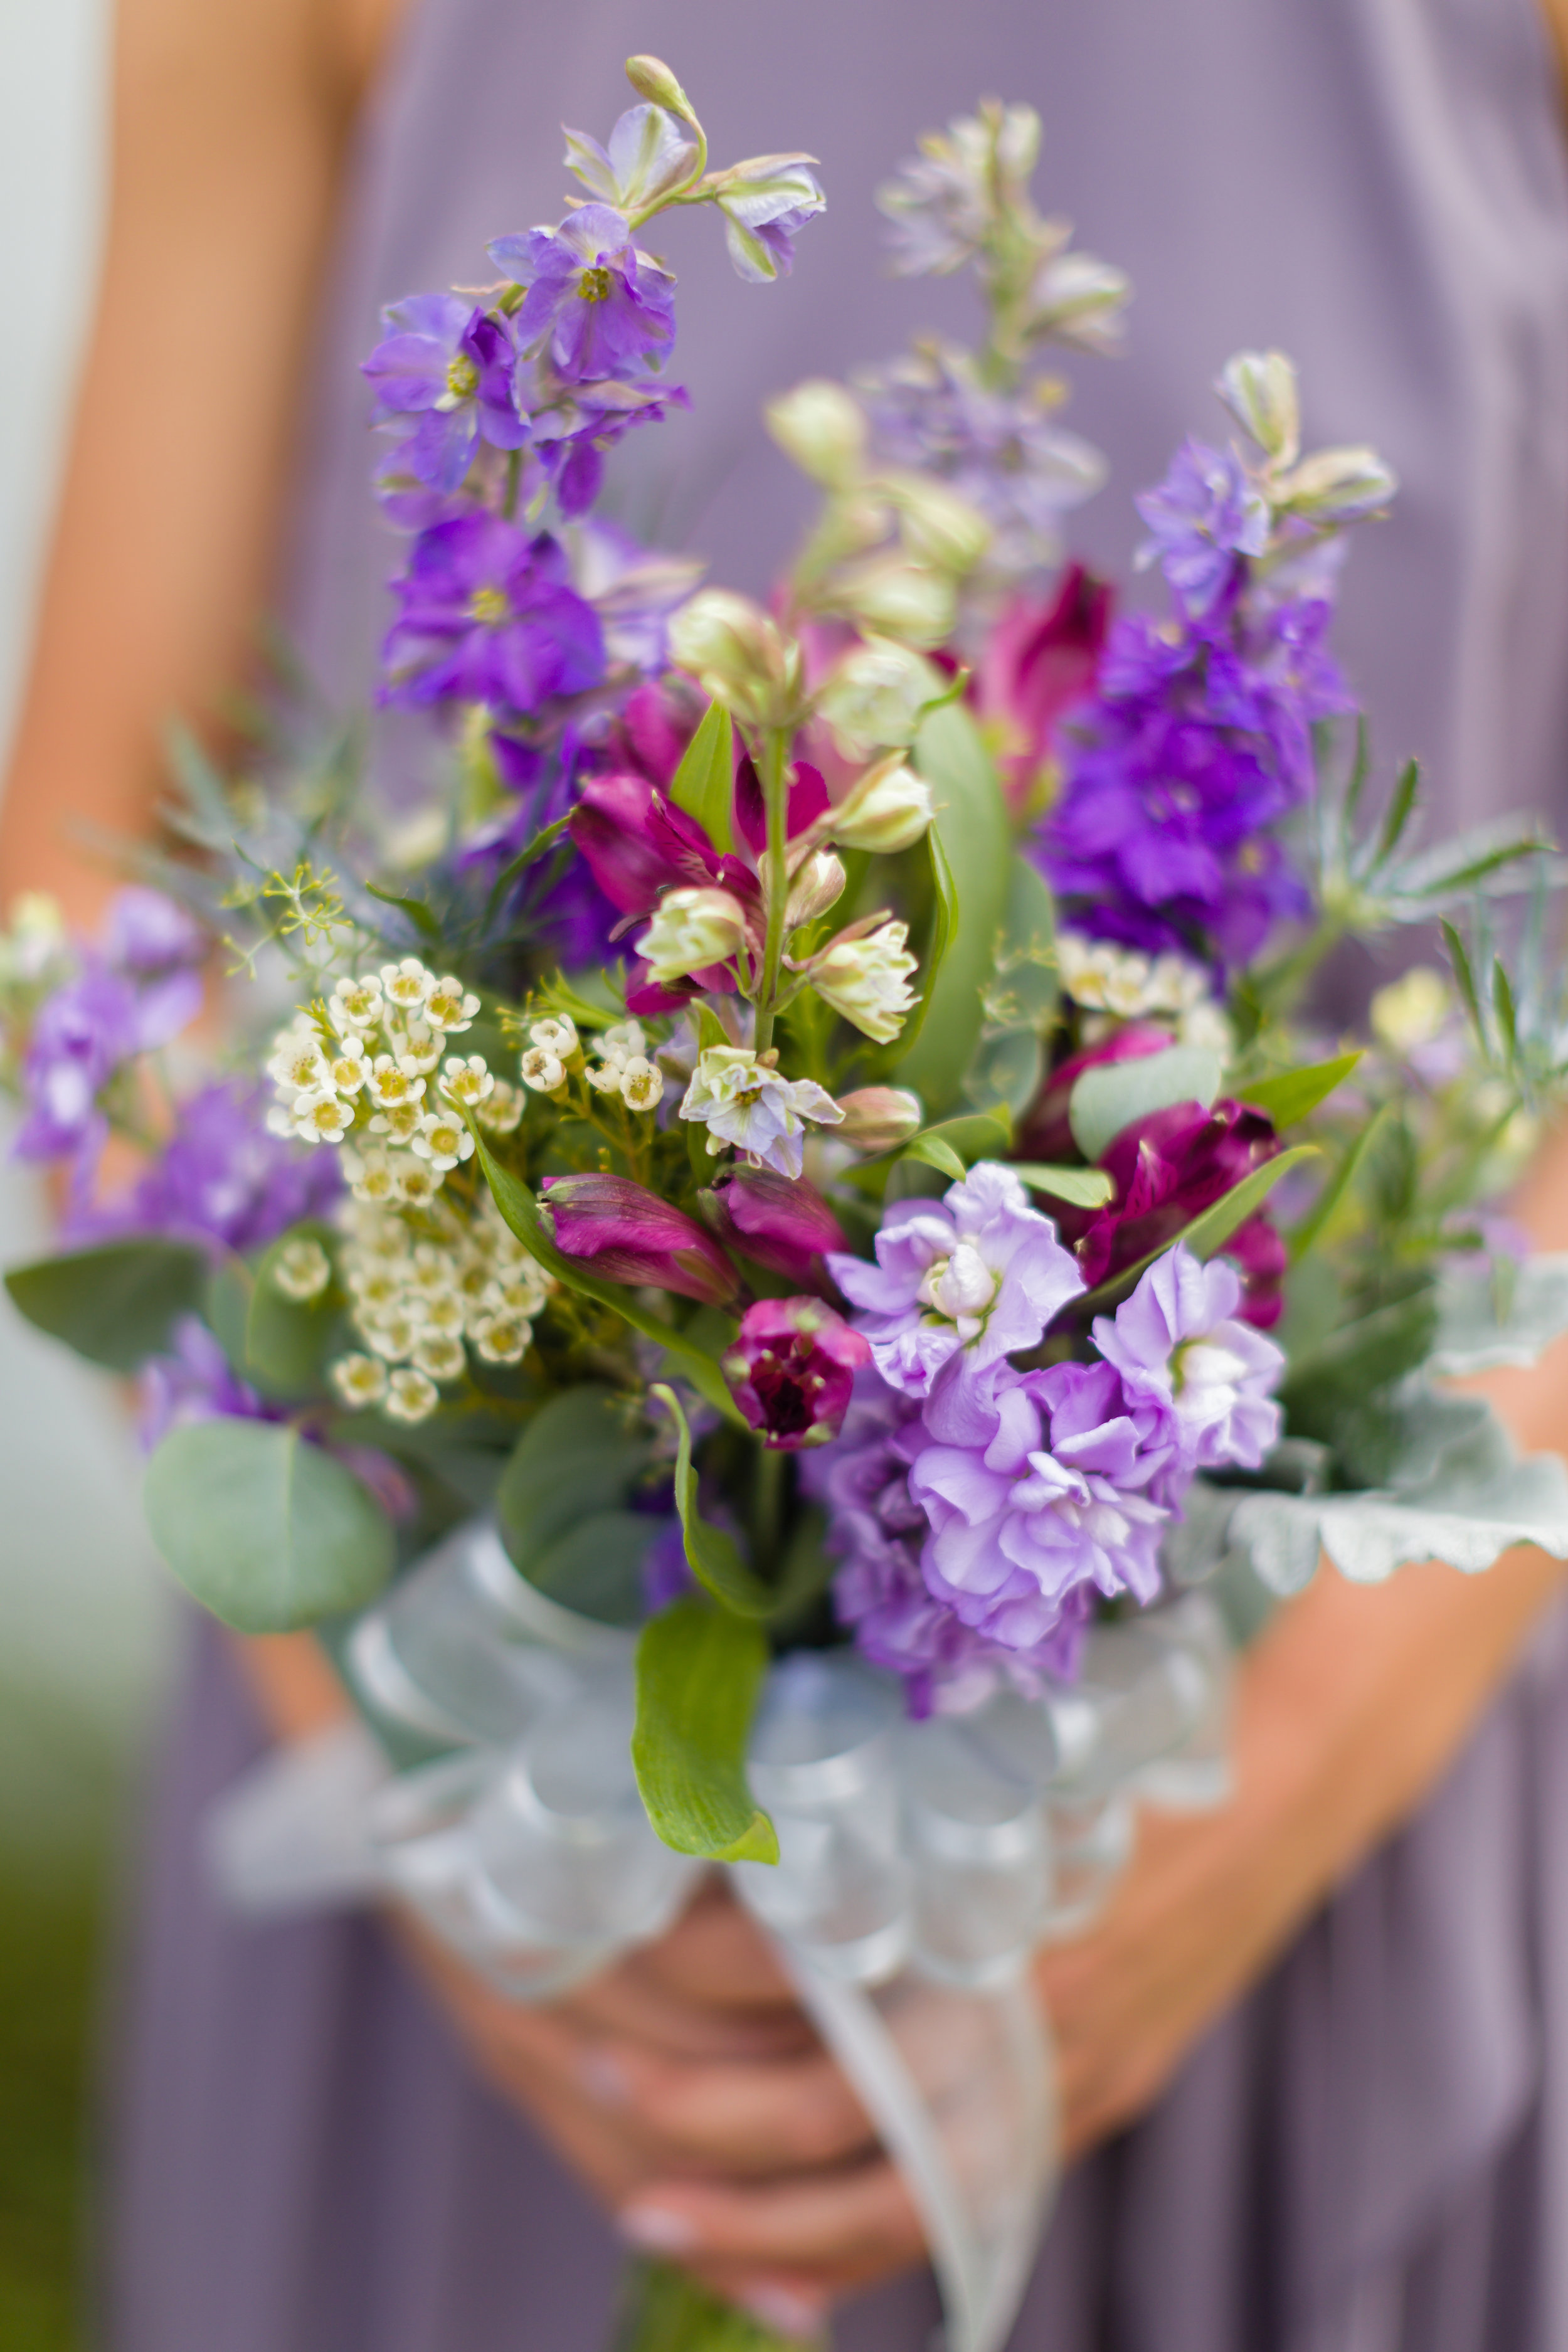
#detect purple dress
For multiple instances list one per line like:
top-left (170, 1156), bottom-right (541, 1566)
top-left (109, 3), bottom-right (1568, 2346)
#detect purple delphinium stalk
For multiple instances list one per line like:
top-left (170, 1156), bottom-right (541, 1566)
top-left (827, 1163), bottom-right (1084, 1401)
top-left (380, 517), bottom-right (606, 716)
top-left (490, 208), bottom-right (677, 384)
top-left (13, 961), bottom-right (141, 1167)
top-left (1091, 1244), bottom-right (1283, 1500)
top-left (721, 1297), bottom-right (871, 1451)
top-left (139, 1315), bottom-right (268, 1449)
top-left (80, 1079), bottom-right (342, 1255)
top-left (363, 294), bottom-right (529, 493)
top-left (101, 887), bottom-right (205, 979)
top-left (1133, 438), bottom-right (1269, 618)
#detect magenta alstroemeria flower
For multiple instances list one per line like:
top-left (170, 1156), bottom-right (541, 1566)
top-left (722, 1297), bottom-right (871, 1451)
top-left (381, 517), bottom-right (605, 716)
top-left (1059, 1096), bottom-right (1281, 1313)
top-left (1012, 1022), bottom-right (1172, 1165)
top-left (490, 207), bottom-right (676, 384)
top-left (731, 756), bottom-right (830, 856)
top-left (542, 1172), bottom-right (741, 1306)
top-left (970, 563), bottom-right (1111, 812)
top-left (704, 1164), bottom-right (847, 1284)
top-left (569, 773), bottom-right (762, 919)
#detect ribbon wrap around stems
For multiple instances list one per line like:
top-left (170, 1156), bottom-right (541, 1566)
top-left (207, 1517), bottom-right (1234, 2352)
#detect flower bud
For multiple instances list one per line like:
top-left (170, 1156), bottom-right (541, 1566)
top-left (879, 470), bottom-right (993, 575)
top-left (721, 1296), bottom-right (871, 1449)
top-left (1370, 964), bottom-right (1449, 1054)
top-left (542, 1172), bottom-right (741, 1306)
top-left (809, 919), bottom-right (919, 1042)
top-left (704, 1163), bottom-right (848, 1280)
top-left (623, 53), bottom-right (695, 120)
top-left (765, 379), bottom-right (868, 488)
top-left (669, 591), bottom-right (805, 729)
top-left (815, 635), bottom-right (941, 760)
top-left (827, 755), bottom-right (934, 853)
top-left (785, 849), bottom-right (846, 928)
top-left (1272, 446), bottom-right (1398, 523)
top-left (830, 556), bottom-right (956, 647)
top-left (636, 886), bottom-right (750, 984)
top-left (1215, 350), bottom-right (1300, 466)
top-left (834, 1086), bottom-right (923, 1152)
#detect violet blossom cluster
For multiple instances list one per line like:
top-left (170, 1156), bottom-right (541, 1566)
top-left (806, 1164), bottom-right (1283, 1715)
top-left (1036, 354), bottom-right (1397, 968)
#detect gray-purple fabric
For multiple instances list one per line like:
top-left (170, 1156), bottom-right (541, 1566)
top-left (109, 1), bottom-right (1568, 2346)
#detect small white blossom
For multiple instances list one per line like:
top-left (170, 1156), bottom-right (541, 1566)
top-left (599, 1020), bottom-right (645, 1067)
top-left (265, 1103), bottom-right (297, 1141)
top-left (293, 1090), bottom-right (354, 1145)
top-left (381, 956), bottom-right (435, 1013)
top-left (411, 1109), bottom-right (474, 1170)
top-left (393, 1160), bottom-right (444, 1207)
top-left (826, 757), bottom-right (934, 854)
top-left (488, 1264), bottom-right (552, 1320)
top-left (472, 1311), bottom-right (531, 1364)
top-left (420, 1291), bottom-right (466, 1338)
top-left (384, 1366), bottom-right (440, 1423)
top-left (330, 1352), bottom-right (388, 1409)
top-left (520, 1046), bottom-right (566, 1094)
top-left (329, 975), bottom-right (384, 1034)
top-left (808, 921), bottom-right (919, 1043)
top-left (679, 1046), bottom-right (843, 1180)
top-left (440, 1054), bottom-right (494, 1108)
top-left (271, 1237), bottom-right (332, 1301)
top-left (475, 1078), bottom-right (524, 1133)
top-left (619, 1056), bottom-right (664, 1112)
top-left (423, 974), bottom-right (480, 1032)
top-left (367, 1054), bottom-right (426, 1111)
top-left (1056, 930), bottom-right (1231, 1052)
top-left (341, 1145), bottom-right (400, 1205)
top-left (326, 1036), bottom-right (372, 1094)
top-left (529, 1014), bottom-right (578, 1057)
top-left (268, 1024), bottom-right (329, 1096)
top-left (393, 1018), bottom-right (444, 1074)
top-left (1371, 965), bottom-right (1451, 1055)
top-left (586, 1061), bottom-right (625, 1094)
top-left (413, 1332), bottom-right (467, 1382)
top-left (346, 1262), bottom-right (405, 1317)
top-left (366, 1309), bottom-right (421, 1362)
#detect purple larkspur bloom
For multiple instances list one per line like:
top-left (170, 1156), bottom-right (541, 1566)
top-left (827, 1162), bottom-right (1084, 1401)
top-left (715, 169), bottom-right (826, 282)
top-left (531, 381), bottom-right (688, 516)
top-left (1135, 437), bottom-right (1270, 617)
top-left (906, 1359), bottom-right (1168, 1653)
top-left (102, 887), bottom-right (204, 978)
top-left (363, 294), bottom-right (529, 492)
top-left (100, 1080), bottom-right (341, 1255)
top-left (381, 517), bottom-right (605, 715)
top-left (1092, 1244), bottom-right (1283, 1498)
top-left (490, 207), bottom-right (676, 384)
top-left (139, 1315), bottom-right (268, 1450)
top-left (13, 961), bottom-right (140, 1163)
top-left (722, 1296), bottom-right (871, 1451)
top-left (542, 1171), bottom-right (741, 1306)
top-left (803, 1378), bottom-right (1094, 1717)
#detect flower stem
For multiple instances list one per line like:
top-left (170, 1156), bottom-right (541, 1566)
top-left (753, 728), bottom-right (791, 1056)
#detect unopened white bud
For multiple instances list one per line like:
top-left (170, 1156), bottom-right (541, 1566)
top-left (880, 470), bottom-right (992, 574)
top-left (834, 1086), bottom-right (924, 1151)
top-left (815, 635), bottom-right (941, 760)
top-left (668, 591), bottom-right (805, 729)
top-left (637, 886), bottom-right (750, 984)
top-left (1273, 445), bottom-right (1398, 523)
top-left (785, 849), bottom-right (847, 930)
top-left (809, 919), bottom-right (919, 1042)
top-left (765, 379), bottom-right (868, 488)
top-left (271, 1237), bottom-right (332, 1302)
top-left (1216, 350), bottom-right (1300, 467)
top-left (831, 556), bottom-right (955, 647)
top-left (624, 52), bottom-right (695, 119)
top-left (828, 755), bottom-right (935, 853)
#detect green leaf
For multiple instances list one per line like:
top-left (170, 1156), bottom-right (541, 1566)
top-left (497, 1385), bottom-right (660, 1624)
top-left (464, 1121), bottom-right (744, 1424)
top-left (1240, 1052), bottom-right (1362, 1128)
top-left (886, 821), bottom-right (958, 1066)
top-left (894, 1106), bottom-right (1010, 1183)
top-left (143, 1419), bottom-right (394, 1631)
top-left (1010, 1163), bottom-right (1116, 1209)
top-left (669, 699), bottom-right (735, 856)
top-left (1440, 918), bottom-right (1484, 1040)
top-left (1288, 1104), bottom-right (1389, 1263)
top-left (652, 1384), bottom-right (775, 1618)
top-left (1067, 1045), bottom-right (1223, 1163)
top-left (1077, 1144), bottom-right (1318, 1315)
top-left (245, 1222), bottom-right (341, 1397)
top-left (618, 2260), bottom-right (807, 2352)
top-left (1492, 956), bottom-right (1518, 1063)
top-left (894, 702), bottom-right (1011, 1113)
top-left (482, 814), bottom-right (573, 925)
top-left (633, 1596), bottom-right (778, 1863)
top-left (1371, 756), bottom-right (1421, 869)
top-left (5, 1239), bottom-right (209, 1374)
top-left (365, 881), bottom-right (444, 942)
top-left (900, 1133), bottom-right (966, 1181)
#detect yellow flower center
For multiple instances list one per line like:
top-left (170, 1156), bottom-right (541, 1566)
top-left (469, 584), bottom-right (510, 626)
top-left (576, 265), bottom-right (613, 303)
top-left (445, 352), bottom-right (479, 400)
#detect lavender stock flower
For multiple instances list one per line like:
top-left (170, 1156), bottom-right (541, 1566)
top-left (1093, 1245), bottom-right (1283, 1495)
top-left (363, 295), bottom-right (529, 492)
top-left (381, 517), bottom-right (606, 715)
top-left (490, 208), bottom-right (677, 383)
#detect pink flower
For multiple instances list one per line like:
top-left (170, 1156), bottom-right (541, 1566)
top-left (970, 564), bottom-right (1111, 813)
top-left (541, 1172), bottom-right (741, 1306)
top-left (704, 1164), bottom-right (847, 1285)
top-left (722, 1297), bottom-right (871, 1451)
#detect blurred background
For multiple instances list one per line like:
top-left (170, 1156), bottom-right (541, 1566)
top-left (0, 3), bottom-right (174, 2343)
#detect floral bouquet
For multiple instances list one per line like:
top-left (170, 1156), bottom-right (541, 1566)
top-left (9, 58), bottom-right (1568, 2352)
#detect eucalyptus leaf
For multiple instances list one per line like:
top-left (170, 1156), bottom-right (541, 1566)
top-left (1067, 1046), bottom-right (1223, 1163)
top-left (143, 1419), bottom-right (395, 1631)
top-left (669, 699), bottom-right (735, 855)
top-left (900, 1133), bottom-right (966, 1182)
top-left (245, 1222), bottom-right (342, 1397)
top-left (6, 1238), bottom-right (208, 1374)
top-left (651, 1384), bottom-right (775, 1618)
top-left (895, 702), bottom-right (1010, 1113)
top-left (633, 1597), bottom-right (778, 1863)
top-left (497, 1386), bottom-right (658, 1609)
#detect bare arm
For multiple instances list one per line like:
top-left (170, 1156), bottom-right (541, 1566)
top-left (0, 0), bottom-right (404, 921)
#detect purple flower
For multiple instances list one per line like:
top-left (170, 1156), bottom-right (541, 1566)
top-left (363, 294), bottom-right (529, 492)
top-left (139, 1315), bottom-right (267, 1450)
top-left (531, 381), bottom-right (689, 516)
top-left (490, 208), bottom-right (676, 384)
top-left (1135, 438), bottom-right (1269, 617)
top-left (96, 1080), bottom-right (341, 1255)
top-left (102, 887), bottom-right (204, 978)
top-left (906, 1359), bottom-right (1168, 1650)
top-left (1092, 1244), bottom-right (1283, 1495)
top-left (569, 771), bottom-right (760, 924)
top-left (703, 1164), bottom-right (847, 1285)
top-left (541, 1171), bottom-right (741, 1306)
top-left (722, 1296), bottom-right (871, 1451)
top-left (714, 167), bottom-right (826, 282)
top-left (13, 961), bottom-right (142, 1165)
top-left (827, 1163), bottom-right (1084, 1401)
top-left (381, 517), bottom-right (605, 715)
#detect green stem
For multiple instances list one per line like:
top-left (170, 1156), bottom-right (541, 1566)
top-left (753, 728), bottom-right (791, 1056)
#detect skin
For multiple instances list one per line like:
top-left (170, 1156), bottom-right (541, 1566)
top-left (4, 0), bottom-right (1568, 2334)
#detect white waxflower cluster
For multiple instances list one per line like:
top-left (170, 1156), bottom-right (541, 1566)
top-left (583, 1019), bottom-right (665, 1112)
top-left (319, 1194), bottom-right (554, 1425)
top-left (265, 958), bottom-right (520, 1207)
top-left (1057, 931), bottom-right (1232, 1055)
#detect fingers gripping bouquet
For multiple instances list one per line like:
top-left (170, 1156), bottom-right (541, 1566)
top-left (9, 59), bottom-right (1568, 2352)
